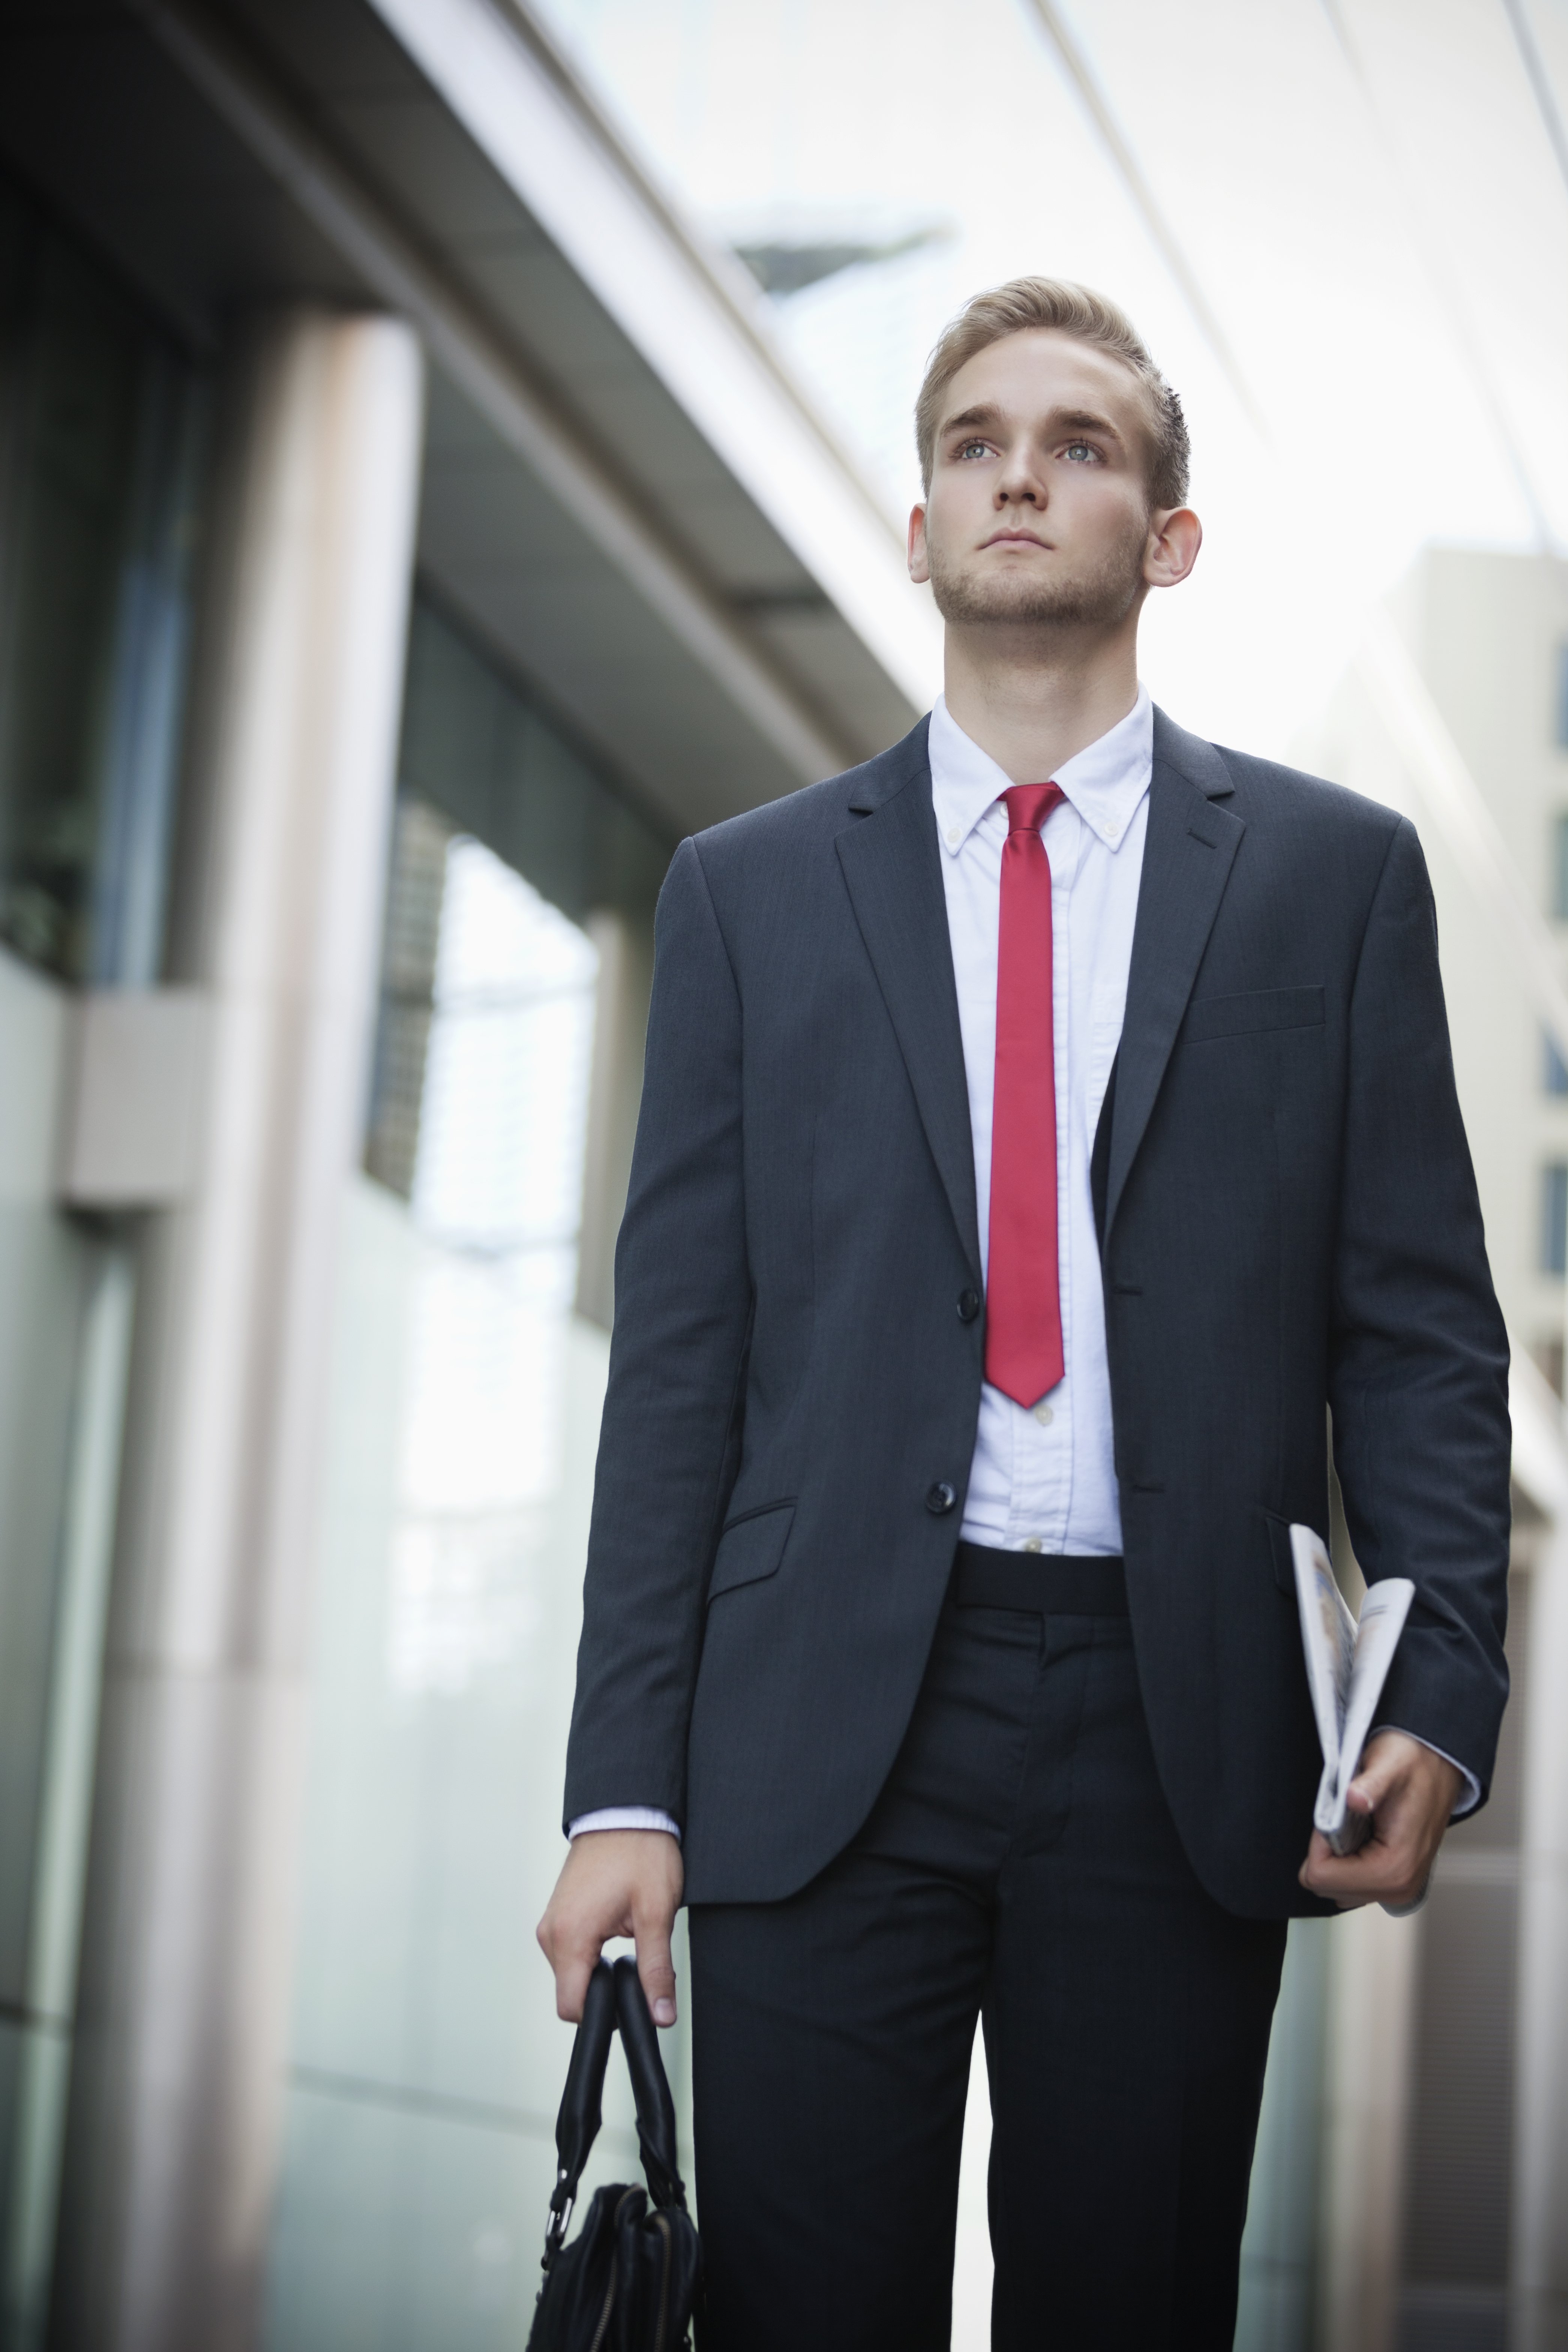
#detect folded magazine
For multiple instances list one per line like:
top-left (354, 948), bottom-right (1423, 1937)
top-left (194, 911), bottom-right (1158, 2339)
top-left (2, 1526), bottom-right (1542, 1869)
top-left (1289, 1523), bottom-right (1414, 1858)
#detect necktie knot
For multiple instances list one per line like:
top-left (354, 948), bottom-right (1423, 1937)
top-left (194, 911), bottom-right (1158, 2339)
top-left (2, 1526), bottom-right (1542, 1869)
top-left (1002, 782), bottom-right (1064, 837)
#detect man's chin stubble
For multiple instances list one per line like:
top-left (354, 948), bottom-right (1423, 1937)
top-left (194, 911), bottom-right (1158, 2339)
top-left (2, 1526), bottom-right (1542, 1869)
top-left (928, 551), bottom-right (1144, 633)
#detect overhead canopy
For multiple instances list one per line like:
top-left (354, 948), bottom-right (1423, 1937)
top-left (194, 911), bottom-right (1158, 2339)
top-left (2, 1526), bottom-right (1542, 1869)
top-left (0, 0), bottom-right (942, 836)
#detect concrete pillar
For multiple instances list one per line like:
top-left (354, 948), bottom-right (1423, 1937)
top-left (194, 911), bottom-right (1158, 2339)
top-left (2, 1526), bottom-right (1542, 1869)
top-left (50, 309), bottom-right (424, 2352)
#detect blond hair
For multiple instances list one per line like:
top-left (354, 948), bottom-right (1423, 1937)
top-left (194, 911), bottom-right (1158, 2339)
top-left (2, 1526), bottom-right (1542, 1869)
top-left (914, 277), bottom-right (1189, 508)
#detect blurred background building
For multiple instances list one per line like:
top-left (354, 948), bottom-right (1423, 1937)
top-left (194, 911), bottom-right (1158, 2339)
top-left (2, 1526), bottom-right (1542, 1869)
top-left (0, 2), bottom-right (1565, 2349)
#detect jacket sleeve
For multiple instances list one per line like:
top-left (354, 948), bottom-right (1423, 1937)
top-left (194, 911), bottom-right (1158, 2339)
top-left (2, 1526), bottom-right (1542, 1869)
top-left (1327, 816), bottom-right (1512, 1802)
top-left (563, 836), bottom-right (750, 1831)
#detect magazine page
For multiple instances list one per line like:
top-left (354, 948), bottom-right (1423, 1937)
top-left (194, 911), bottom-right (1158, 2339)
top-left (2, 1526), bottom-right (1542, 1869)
top-left (1290, 1523), bottom-right (1355, 1819)
top-left (1332, 1578), bottom-right (1416, 1840)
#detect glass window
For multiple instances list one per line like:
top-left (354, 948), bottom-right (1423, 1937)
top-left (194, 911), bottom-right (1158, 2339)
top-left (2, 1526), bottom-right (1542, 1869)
top-left (1557, 644), bottom-right (1568, 753)
top-left (396, 598), bottom-right (671, 926)
top-left (271, 600), bottom-right (676, 2346)
top-left (0, 175), bottom-right (205, 986)
top-left (367, 598), bottom-right (671, 1202)
top-left (1553, 814), bottom-right (1568, 923)
top-left (1542, 1163), bottom-right (1568, 1276)
top-left (384, 829), bottom-right (602, 1696)
top-left (1546, 1030), bottom-right (1568, 1097)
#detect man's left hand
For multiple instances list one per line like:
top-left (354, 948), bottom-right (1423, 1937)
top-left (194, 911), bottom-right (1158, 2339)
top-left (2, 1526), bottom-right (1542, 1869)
top-left (1298, 1729), bottom-right (1462, 1910)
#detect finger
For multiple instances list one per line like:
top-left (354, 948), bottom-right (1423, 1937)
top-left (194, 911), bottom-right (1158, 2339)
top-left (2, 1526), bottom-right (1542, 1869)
top-left (552, 1939), bottom-right (597, 2024)
top-left (1300, 1860), bottom-right (1370, 1909)
top-left (1299, 1829), bottom-right (1385, 1908)
top-left (1301, 1826), bottom-right (1433, 1910)
top-left (632, 1910), bottom-right (678, 2027)
top-left (1346, 1737), bottom-right (1414, 1809)
top-left (1298, 1815), bottom-right (1401, 1910)
top-left (537, 1904), bottom-right (607, 2024)
top-left (1297, 1829), bottom-right (1333, 1885)
top-left (1347, 1760), bottom-right (1404, 1814)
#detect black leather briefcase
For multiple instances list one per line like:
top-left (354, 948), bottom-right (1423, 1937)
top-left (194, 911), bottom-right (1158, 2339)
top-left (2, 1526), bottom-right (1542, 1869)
top-left (526, 1955), bottom-right (702, 2352)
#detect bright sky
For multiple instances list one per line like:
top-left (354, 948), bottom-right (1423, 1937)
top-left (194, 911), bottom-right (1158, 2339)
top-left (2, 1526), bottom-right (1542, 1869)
top-left (533, 0), bottom-right (1568, 762)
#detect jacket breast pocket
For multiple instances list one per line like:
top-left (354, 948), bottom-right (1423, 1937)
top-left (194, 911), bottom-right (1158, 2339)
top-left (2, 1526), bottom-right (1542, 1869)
top-left (707, 1502), bottom-right (796, 1602)
top-left (1182, 985), bottom-right (1325, 1045)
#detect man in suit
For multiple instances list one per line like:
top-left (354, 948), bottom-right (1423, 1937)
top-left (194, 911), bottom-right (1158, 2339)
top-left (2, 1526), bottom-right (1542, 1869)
top-left (537, 278), bottom-right (1511, 2348)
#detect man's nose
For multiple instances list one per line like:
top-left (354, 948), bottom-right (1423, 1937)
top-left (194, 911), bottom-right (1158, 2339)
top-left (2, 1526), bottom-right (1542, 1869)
top-left (996, 458), bottom-right (1046, 507)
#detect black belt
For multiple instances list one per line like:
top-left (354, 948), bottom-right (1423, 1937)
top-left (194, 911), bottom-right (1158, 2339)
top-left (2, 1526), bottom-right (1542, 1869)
top-left (953, 1541), bottom-right (1128, 1616)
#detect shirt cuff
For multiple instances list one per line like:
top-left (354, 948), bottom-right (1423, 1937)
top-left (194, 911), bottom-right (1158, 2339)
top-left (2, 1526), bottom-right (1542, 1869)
top-left (1368, 1725), bottom-right (1481, 1818)
top-left (567, 1807), bottom-right (683, 1842)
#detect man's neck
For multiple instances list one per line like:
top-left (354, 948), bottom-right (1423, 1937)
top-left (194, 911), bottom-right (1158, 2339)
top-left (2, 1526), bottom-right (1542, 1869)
top-left (941, 623), bottom-right (1141, 785)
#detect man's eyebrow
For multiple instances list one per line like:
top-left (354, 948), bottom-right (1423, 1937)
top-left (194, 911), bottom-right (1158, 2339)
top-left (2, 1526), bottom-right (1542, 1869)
top-left (941, 402), bottom-right (1006, 439)
top-left (1050, 407), bottom-right (1125, 444)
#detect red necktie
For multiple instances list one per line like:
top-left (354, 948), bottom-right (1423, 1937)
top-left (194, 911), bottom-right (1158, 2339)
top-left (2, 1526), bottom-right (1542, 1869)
top-left (985, 782), bottom-right (1065, 1408)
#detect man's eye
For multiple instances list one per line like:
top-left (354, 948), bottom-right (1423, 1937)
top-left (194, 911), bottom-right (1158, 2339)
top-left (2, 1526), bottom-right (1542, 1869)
top-left (1064, 441), bottom-right (1100, 463)
top-left (957, 439), bottom-right (990, 460)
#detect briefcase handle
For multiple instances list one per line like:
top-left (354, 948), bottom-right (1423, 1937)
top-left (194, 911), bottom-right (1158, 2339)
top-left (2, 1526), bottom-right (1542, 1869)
top-left (543, 1955), bottom-right (689, 2263)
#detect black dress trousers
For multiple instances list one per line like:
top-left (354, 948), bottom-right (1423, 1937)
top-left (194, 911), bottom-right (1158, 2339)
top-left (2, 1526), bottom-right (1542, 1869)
top-left (688, 1587), bottom-right (1288, 2350)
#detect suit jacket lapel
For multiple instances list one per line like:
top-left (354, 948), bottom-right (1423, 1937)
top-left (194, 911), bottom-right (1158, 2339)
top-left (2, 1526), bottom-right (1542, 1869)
top-left (835, 726), bottom-right (981, 1283)
top-left (1105, 711), bottom-right (1245, 1237)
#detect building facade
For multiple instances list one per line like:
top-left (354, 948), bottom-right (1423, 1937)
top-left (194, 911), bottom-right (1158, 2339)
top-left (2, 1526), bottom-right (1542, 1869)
top-left (0, 4), bottom-right (935, 2345)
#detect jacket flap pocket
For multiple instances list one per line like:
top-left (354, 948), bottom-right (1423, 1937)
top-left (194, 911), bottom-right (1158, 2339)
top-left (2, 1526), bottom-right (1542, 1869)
top-left (1265, 1513), bottom-right (1299, 1598)
top-left (708, 1503), bottom-right (796, 1601)
top-left (1184, 985), bottom-right (1325, 1044)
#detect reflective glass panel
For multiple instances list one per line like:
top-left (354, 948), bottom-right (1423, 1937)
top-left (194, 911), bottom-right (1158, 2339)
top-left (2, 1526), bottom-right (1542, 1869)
top-left (0, 175), bottom-right (204, 986)
top-left (270, 601), bottom-right (675, 2350)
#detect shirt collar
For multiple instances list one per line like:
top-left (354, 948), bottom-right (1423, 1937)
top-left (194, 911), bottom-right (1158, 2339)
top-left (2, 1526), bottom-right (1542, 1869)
top-left (927, 685), bottom-right (1153, 857)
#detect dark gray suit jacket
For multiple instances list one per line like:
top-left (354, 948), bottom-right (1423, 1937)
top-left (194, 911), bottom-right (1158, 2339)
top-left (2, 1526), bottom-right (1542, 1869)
top-left (564, 709), bottom-right (1511, 1918)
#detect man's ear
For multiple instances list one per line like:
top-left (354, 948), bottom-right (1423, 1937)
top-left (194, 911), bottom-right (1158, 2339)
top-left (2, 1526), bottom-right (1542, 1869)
top-left (908, 502), bottom-right (931, 586)
top-left (1145, 506), bottom-right (1201, 590)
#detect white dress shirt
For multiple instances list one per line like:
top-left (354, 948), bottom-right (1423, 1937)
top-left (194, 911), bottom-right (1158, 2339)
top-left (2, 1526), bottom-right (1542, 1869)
top-left (571, 688), bottom-right (1475, 1836)
top-left (932, 687), bottom-right (1150, 1555)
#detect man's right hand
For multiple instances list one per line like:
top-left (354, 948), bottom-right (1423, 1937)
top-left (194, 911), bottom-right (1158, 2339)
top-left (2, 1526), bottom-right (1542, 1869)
top-left (536, 1828), bottom-right (685, 2026)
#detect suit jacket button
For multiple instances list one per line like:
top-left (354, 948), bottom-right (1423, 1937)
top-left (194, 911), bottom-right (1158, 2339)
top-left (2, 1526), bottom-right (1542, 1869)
top-left (925, 1482), bottom-right (957, 1515)
top-left (957, 1289), bottom-right (981, 1323)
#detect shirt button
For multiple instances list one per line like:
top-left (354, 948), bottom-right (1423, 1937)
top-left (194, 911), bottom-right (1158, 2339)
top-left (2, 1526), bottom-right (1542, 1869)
top-left (1033, 1401), bottom-right (1054, 1425)
top-left (1106, 816), bottom-right (1120, 838)
top-left (957, 1288), bottom-right (981, 1324)
top-left (945, 825), bottom-right (961, 848)
top-left (1023, 1537), bottom-right (1044, 1553)
top-left (925, 1482), bottom-right (957, 1515)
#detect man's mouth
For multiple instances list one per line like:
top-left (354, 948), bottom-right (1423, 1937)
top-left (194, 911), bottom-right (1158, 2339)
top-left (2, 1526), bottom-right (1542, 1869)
top-left (982, 530), bottom-right (1052, 549)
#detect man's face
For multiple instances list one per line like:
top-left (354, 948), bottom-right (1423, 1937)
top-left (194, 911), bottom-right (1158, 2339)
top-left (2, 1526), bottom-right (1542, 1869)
top-left (909, 330), bottom-right (1166, 630)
